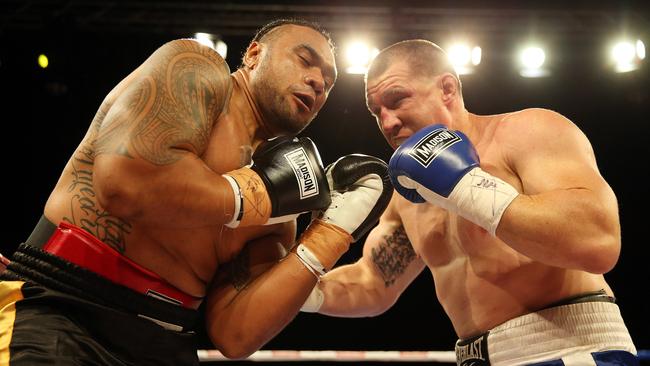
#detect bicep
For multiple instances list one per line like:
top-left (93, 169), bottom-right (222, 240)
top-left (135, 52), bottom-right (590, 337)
top-left (95, 39), bottom-right (232, 164)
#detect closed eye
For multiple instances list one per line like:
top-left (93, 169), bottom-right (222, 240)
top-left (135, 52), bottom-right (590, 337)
top-left (299, 55), bottom-right (310, 66)
top-left (382, 88), bottom-right (410, 110)
top-left (388, 96), bottom-right (407, 109)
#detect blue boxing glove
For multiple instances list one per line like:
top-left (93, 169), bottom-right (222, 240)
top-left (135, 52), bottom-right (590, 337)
top-left (388, 124), bottom-right (519, 235)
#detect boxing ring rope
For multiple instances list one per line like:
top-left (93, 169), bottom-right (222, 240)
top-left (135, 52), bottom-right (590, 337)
top-left (198, 350), bottom-right (456, 362)
top-left (198, 349), bottom-right (650, 363)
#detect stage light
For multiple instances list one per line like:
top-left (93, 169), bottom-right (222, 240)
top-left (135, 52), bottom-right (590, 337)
top-left (637, 40), bottom-right (646, 60)
top-left (447, 43), bottom-right (481, 75)
top-left (612, 41), bottom-right (637, 72)
top-left (214, 40), bottom-right (228, 59)
top-left (518, 46), bottom-right (549, 78)
top-left (344, 41), bottom-right (379, 74)
top-left (521, 47), bottom-right (545, 69)
top-left (38, 54), bottom-right (49, 69)
top-left (471, 47), bottom-right (482, 66)
top-left (194, 33), bottom-right (227, 59)
top-left (609, 38), bottom-right (645, 73)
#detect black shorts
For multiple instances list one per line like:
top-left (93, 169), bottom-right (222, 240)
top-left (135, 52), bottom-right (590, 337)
top-left (0, 244), bottom-right (200, 366)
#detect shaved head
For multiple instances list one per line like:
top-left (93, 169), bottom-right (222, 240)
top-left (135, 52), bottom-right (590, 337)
top-left (366, 40), bottom-right (460, 88)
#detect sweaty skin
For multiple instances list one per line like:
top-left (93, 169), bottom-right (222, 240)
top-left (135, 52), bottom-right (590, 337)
top-left (43, 48), bottom-right (287, 298)
top-left (318, 59), bottom-right (619, 339)
top-left (391, 113), bottom-right (613, 337)
top-left (40, 25), bottom-right (337, 358)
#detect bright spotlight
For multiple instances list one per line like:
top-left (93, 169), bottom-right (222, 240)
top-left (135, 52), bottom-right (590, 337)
top-left (612, 41), bottom-right (637, 72)
top-left (519, 46), bottom-right (549, 78)
top-left (194, 33), bottom-right (227, 59)
top-left (345, 41), bottom-right (379, 74)
top-left (471, 46), bottom-right (482, 66)
top-left (38, 54), bottom-right (49, 69)
top-left (195, 33), bottom-right (214, 48)
top-left (449, 45), bottom-right (471, 67)
top-left (214, 40), bottom-right (228, 59)
top-left (521, 47), bottom-right (545, 69)
top-left (609, 38), bottom-right (646, 73)
top-left (637, 40), bottom-right (646, 60)
top-left (447, 43), bottom-right (481, 75)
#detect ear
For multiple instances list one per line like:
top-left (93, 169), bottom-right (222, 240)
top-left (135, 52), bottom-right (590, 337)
top-left (440, 73), bottom-right (460, 106)
top-left (243, 41), bottom-right (263, 69)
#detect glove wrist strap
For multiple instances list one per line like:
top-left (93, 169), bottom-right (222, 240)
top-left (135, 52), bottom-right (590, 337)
top-left (296, 244), bottom-right (326, 276)
top-left (222, 175), bottom-right (243, 228)
top-left (223, 167), bottom-right (272, 227)
top-left (298, 220), bottom-right (353, 271)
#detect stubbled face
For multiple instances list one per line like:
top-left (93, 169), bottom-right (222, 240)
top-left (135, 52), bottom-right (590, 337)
top-left (249, 25), bottom-right (337, 135)
top-left (366, 61), bottom-right (448, 149)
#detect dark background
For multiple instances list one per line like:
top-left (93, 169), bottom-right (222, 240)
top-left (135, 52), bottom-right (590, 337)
top-left (1, 1), bottom-right (648, 364)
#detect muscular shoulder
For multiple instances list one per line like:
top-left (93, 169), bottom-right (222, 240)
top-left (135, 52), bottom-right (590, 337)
top-left (497, 108), bottom-right (575, 138)
top-left (148, 39), bottom-right (232, 104)
top-left (149, 39), bottom-right (231, 76)
top-left (495, 108), bottom-right (594, 160)
top-left (97, 39), bottom-right (234, 159)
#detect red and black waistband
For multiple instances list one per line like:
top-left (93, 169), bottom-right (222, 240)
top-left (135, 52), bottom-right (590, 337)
top-left (2, 242), bottom-right (199, 332)
top-left (21, 215), bottom-right (202, 310)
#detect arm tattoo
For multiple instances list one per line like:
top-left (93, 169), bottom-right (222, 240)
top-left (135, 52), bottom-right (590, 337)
top-left (371, 225), bottom-right (416, 287)
top-left (95, 40), bottom-right (231, 165)
top-left (227, 247), bottom-right (252, 291)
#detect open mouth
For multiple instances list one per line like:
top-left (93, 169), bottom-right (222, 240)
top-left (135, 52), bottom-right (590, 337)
top-left (293, 93), bottom-right (314, 112)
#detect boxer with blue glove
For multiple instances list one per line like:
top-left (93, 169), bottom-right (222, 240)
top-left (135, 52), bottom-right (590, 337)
top-left (388, 124), bottom-right (519, 236)
top-left (306, 39), bottom-right (636, 366)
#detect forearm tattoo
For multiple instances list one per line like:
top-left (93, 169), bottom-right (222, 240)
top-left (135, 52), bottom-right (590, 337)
top-left (64, 144), bottom-right (132, 253)
top-left (371, 225), bottom-right (416, 287)
top-left (228, 247), bottom-right (252, 291)
top-left (95, 40), bottom-right (231, 165)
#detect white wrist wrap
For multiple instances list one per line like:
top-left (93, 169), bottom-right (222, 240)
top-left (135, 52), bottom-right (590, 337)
top-left (296, 244), bottom-right (327, 276)
top-left (401, 167), bottom-right (519, 236)
top-left (447, 167), bottom-right (519, 236)
top-left (222, 174), bottom-right (242, 228)
top-left (300, 285), bottom-right (324, 313)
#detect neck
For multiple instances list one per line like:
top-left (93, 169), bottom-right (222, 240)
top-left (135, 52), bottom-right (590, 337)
top-left (451, 108), bottom-right (481, 142)
top-left (232, 69), bottom-right (273, 144)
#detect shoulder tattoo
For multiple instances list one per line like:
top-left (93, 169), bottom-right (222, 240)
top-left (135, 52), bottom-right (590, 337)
top-left (371, 225), bottom-right (416, 287)
top-left (95, 40), bottom-right (231, 165)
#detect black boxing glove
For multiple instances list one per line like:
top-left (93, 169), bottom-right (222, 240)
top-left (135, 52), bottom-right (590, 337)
top-left (223, 136), bottom-right (331, 227)
top-left (320, 154), bottom-right (393, 241)
top-left (294, 154), bottom-right (393, 273)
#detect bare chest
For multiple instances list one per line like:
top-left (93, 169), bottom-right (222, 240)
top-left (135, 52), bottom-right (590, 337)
top-left (202, 112), bottom-right (255, 173)
top-left (395, 145), bottom-right (523, 269)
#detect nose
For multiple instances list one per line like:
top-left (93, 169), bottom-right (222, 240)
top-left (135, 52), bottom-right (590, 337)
top-left (379, 108), bottom-right (402, 136)
top-left (305, 73), bottom-right (325, 95)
